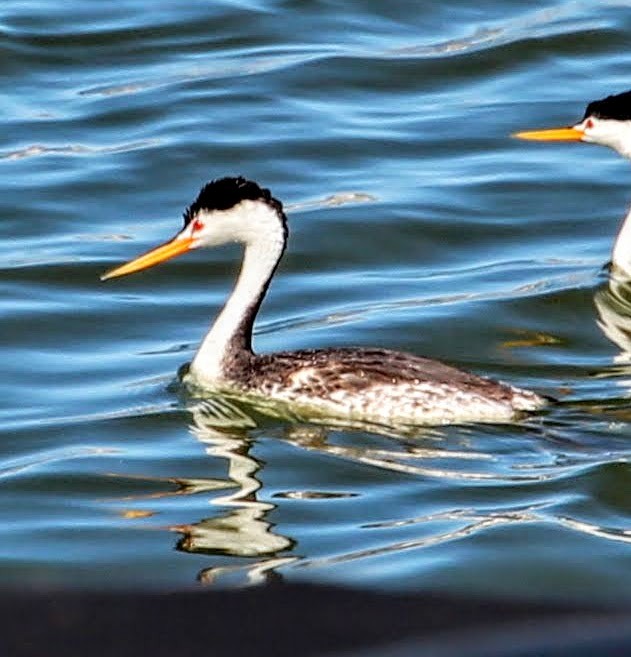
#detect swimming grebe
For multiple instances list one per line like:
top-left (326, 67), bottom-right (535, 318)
top-left (102, 177), bottom-right (546, 426)
top-left (515, 89), bottom-right (631, 279)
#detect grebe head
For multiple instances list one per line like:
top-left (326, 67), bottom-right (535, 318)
top-left (514, 89), bottom-right (631, 158)
top-left (101, 176), bottom-right (287, 280)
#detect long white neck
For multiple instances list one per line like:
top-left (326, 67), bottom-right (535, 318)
top-left (611, 204), bottom-right (631, 280)
top-left (188, 207), bottom-right (286, 387)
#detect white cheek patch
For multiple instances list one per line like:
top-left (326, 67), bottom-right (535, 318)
top-left (581, 118), bottom-right (631, 156)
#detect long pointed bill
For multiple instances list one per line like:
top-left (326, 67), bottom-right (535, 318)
top-left (513, 126), bottom-right (584, 141)
top-left (101, 235), bottom-right (194, 281)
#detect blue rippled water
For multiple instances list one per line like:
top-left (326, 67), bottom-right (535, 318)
top-left (3, 0), bottom-right (631, 595)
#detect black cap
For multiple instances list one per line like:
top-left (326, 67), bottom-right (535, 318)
top-left (583, 90), bottom-right (631, 122)
top-left (183, 177), bottom-right (283, 227)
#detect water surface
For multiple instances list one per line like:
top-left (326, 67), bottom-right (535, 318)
top-left (3, 0), bottom-right (631, 596)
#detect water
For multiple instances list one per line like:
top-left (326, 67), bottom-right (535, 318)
top-left (3, 0), bottom-right (631, 595)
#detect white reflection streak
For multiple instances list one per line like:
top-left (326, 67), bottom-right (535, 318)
top-left (285, 192), bottom-right (376, 213)
top-left (78, 51), bottom-right (330, 98)
top-left (555, 515), bottom-right (631, 544)
top-left (286, 437), bottom-right (555, 482)
top-left (296, 506), bottom-right (631, 572)
top-left (198, 556), bottom-right (297, 587)
top-left (361, 504), bottom-right (548, 530)
top-left (31, 402), bottom-right (175, 431)
top-left (0, 140), bottom-right (158, 161)
top-left (298, 509), bottom-right (539, 569)
top-left (387, 1), bottom-right (602, 58)
top-left (0, 446), bottom-right (116, 479)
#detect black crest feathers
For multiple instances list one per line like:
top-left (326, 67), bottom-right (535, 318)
top-left (183, 176), bottom-right (284, 227)
top-left (583, 90), bottom-right (631, 122)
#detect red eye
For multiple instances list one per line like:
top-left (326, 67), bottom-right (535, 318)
top-left (586, 118), bottom-right (594, 129)
top-left (192, 219), bottom-right (205, 232)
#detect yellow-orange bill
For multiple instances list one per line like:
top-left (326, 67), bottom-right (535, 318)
top-left (101, 236), bottom-right (194, 281)
top-left (513, 127), bottom-right (584, 141)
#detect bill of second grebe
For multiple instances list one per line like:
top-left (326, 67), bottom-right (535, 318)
top-left (515, 89), bottom-right (631, 279)
top-left (101, 177), bottom-right (547, 426)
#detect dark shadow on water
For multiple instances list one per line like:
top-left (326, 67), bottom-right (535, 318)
top-left (2, 581), bottom-right (631, 657)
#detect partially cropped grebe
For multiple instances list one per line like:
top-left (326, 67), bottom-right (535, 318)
top-left (102, 177), bottom-right (546, 426)
top-left (515, 89), bottom-right (631, 279)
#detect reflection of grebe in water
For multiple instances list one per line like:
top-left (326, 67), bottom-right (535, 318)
top-left (178, 401), bottom-right (295, 586)
top-left (594, 280), bottom-right (631, 365)
top-left (102, 177), bottom-right (545, 426)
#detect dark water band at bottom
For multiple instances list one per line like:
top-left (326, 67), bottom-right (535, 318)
top-left (3, 582), bottom-right (629, 657)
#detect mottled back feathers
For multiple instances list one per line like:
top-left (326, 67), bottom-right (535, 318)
top-left (208, 347), bottom-right (547, 422)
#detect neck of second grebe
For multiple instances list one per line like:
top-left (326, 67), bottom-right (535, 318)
top-left (612, 203), bottom-right (631, 280)
top-left (188, 218), bottom-right (286, 386)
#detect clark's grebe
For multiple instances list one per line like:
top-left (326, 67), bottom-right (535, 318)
top-left (515, 89), bottom-right (631, 279)
top-left (102, 177), bottom-right (546, 426)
